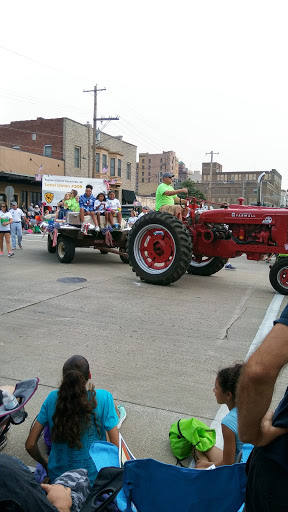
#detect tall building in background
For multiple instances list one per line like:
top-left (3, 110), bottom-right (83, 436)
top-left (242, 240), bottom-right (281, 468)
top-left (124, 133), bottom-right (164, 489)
top-left (196, 162), bottom-right (282, 206)
top-left (136, 150), bottom-right (178, 195)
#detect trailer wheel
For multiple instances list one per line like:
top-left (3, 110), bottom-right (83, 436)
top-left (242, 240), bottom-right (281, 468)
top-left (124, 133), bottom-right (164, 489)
top-left (47, 235), bottom-right (56, 254)
top-left (269, 257), bottom-right (288, 295)
top-left (56, 236), bottom-right (75, 263)
top-left (119, 248), bottom-right (129, 264)
top-left (127, 212), bottom-right (192, 285)
top-left (187, 256), bottom-right (227, 276)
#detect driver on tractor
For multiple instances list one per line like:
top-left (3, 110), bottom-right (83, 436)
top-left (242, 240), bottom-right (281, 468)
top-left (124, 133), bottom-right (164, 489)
top-left (155, 172), bottom-right (188, 221)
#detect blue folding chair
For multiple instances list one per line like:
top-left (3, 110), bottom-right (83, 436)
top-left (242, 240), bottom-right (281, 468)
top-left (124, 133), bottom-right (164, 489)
top-left (123, 458), bottom-right (247, 512)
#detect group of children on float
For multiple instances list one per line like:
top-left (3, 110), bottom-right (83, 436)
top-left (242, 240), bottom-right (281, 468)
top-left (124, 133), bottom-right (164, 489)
top-left (54, 185), bottom-right (122, 231)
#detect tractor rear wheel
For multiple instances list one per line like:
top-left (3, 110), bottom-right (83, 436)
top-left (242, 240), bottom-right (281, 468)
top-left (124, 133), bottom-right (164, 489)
top-left (56, 236), bottom-right (75, 263)
top-left (127, 212), bottom-right (192, 285)
top-left (187, 256), bottom-right (227, 276)
top-left (269, 257), bottom-right (288, 295)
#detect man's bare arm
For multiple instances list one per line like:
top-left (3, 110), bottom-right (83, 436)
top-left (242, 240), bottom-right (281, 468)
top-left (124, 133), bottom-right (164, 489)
top-left (237, 323), bottom-right (288, 445)
top-left (163, 188), bottom-right (188, 196)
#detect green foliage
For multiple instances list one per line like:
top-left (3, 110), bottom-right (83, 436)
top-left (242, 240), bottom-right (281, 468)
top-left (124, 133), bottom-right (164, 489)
top-left (178, 179), bottom-right (206, 200)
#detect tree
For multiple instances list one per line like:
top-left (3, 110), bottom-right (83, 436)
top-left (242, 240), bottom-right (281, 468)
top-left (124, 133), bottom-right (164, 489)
top-left (178, 179), bottom-right (206, 200)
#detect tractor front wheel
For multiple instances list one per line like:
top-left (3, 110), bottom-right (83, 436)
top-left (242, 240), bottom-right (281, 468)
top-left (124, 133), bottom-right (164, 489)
top-left (127, 212), bottom-right (192, 285)
top-left (269, 257), bottom-right (288, 295)
top-left (187, 256), bottom-right (227, 276)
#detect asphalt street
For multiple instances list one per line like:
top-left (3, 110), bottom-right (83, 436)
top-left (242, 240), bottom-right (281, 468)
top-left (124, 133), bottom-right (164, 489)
top-left (1, 232), bottom-right (288, 467)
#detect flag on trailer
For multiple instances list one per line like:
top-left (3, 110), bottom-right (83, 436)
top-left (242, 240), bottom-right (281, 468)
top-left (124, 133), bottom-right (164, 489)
top-left (104, 179), bottom-right (110, 190)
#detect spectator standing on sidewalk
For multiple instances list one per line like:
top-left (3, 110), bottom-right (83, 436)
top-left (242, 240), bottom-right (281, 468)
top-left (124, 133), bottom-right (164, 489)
top-left (0, 202), bottom-right (14, 257)
top-left (9, 202), bottom-right (28, 250)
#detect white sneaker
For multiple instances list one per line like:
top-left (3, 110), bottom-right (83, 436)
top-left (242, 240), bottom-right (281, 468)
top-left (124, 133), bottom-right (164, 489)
top-left (95, 226), bottom-right (100, 232)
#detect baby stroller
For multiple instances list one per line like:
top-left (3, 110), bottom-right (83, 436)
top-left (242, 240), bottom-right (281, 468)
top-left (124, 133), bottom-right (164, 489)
top-left (0, 378), bottom-right (39, 450)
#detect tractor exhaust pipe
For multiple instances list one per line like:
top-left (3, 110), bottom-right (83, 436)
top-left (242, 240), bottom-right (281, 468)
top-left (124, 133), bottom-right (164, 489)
top-left (257, 172), bottom-right (266, 206)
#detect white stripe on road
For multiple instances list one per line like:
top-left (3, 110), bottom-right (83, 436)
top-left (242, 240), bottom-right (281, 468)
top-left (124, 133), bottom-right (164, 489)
top-left (211, 292), bottom-right (285, 448)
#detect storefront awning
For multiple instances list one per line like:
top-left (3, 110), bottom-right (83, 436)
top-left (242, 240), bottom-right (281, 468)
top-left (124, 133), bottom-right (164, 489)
top-left (122, 189), bottom-right (136, 203)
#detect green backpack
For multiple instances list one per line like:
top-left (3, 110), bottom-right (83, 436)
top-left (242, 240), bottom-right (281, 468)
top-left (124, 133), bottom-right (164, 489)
top-left (169, 418), bottom-right (216, 461)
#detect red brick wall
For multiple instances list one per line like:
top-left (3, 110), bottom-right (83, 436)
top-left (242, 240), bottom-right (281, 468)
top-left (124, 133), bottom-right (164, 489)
top-left (0, 118), bottom-right (64, 159)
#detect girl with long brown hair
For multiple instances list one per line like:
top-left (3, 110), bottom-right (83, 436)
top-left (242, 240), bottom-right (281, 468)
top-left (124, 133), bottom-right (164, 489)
top-left (26, 355), bottom-right (119, 484)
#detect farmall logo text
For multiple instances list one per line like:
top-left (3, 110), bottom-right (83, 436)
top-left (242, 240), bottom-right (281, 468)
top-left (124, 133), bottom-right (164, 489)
top-left (231, 213), bottom-right (256, 218)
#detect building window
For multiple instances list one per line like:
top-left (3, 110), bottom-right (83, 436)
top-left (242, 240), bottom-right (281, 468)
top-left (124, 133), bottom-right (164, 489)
top-left (148, 172), bottom-right (151, 176)
top-left (127, 163), bottom-right (131, 180)
top-left (118, 159), bottom-right (121, 177)
top-left (110, 158), bottom-right (115, 177)
top-left (96, 153), bottom-right (100, 173)
top-left (43, 145), bottom-right (52, 157)
top-left (142, 165), bottom-right (144, 170)
top-left (12, 146), bottom-right (20, 150)
top-left (149, 159), bottom-right (151, 163)
top-left (160, 158), bottom-right (162, 163)
top-left (21, 191), bottom-right (28, 207)
top-left (142, 178), bottom-right (144, 182)
top-left (148, 165), bottom-right (151, 170)
top-left (102, 154), bottom-right (107, 170)
top-left (148, 178), bottom-right (150, 183)
top-left (142, 171), bottom-right (144, 176)
top-left (32, 134), bottom-right (36, 141)
top-left (142, 158), bottom-right (145, 163)
top-left (74, 146), bottom-right (81, 168)
top-left (31, 192), bottom-right (41, 205)
top-left (160, 165), bottom-right (162, 170)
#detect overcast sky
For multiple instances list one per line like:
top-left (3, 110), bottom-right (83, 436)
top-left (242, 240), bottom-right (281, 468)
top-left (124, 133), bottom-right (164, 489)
top-left (1, 0), bottom-right (288, 188)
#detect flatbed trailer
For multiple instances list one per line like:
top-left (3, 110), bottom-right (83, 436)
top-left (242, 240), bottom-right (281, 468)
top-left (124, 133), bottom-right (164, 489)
top-left (47, 225), bottom-right (129, 264)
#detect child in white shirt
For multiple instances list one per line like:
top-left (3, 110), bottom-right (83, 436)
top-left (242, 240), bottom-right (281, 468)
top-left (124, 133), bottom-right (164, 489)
top-left (106, 191), bottom-right (122, 228)
top-left (94, 193), bottom-right (108, 227)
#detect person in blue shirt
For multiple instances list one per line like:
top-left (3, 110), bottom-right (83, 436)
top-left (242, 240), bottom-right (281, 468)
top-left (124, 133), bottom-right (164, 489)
top-left (25, 355), bottom-right (119, 485)
top-left (79, 184), bottom-right (99, 232)
top-left (195, 363), bottom-right (243, 468)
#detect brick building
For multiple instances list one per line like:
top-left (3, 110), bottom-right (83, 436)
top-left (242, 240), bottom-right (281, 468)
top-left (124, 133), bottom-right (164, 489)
top-left (196, 162), bottom-right (282, 206)
top-left (136, 151), bottom-right (179, 195)
top-left (0, 117), bottom-right (137, 202)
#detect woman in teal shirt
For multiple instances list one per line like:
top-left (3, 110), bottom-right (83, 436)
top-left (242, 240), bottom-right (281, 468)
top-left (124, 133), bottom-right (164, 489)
top-left (26, 355), bottom-right (119, 485)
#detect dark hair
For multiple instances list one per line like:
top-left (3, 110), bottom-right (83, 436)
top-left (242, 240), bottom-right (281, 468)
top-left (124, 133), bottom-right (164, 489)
top-left (1, 202), bottom-right (8, 211)
top-left (51, 355), bottom-right (101, 449)
top-left (108, 191), bottom-right (115, 197)
top-left (217, 363), bottom-right (243, 400)
top-left (71, 189), bottom-right (78, 197)
top-left (86, 184), bottom-right (93, 190)
top-left (96, 193), bottom-right (106, 200)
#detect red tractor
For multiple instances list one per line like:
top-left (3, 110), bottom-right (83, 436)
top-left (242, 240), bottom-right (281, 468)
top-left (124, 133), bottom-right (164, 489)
top-left (127, 197), bottom-right (288, 294)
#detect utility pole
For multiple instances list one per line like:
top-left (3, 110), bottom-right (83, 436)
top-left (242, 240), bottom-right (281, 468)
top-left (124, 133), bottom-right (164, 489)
top-left (83, 85), bottom-right (119, 178)
top-left (205, 150), bottom-right (219, 204)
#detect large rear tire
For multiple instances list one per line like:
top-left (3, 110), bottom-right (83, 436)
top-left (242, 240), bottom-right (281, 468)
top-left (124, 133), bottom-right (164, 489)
top-left (56, 236), bottom-right (75, 263)
top-left (127, 212), bottom-right (192, 285)
top-left (269, 257), bottom-right (288, 295)
top-left (187, 256), bottom-right (227, 276)
top-left (47, 235), bottom-right (56, 254)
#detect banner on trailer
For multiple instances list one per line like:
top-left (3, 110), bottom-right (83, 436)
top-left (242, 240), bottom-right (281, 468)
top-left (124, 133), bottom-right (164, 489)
top-left (42, 175), bottom-right (108, 207)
